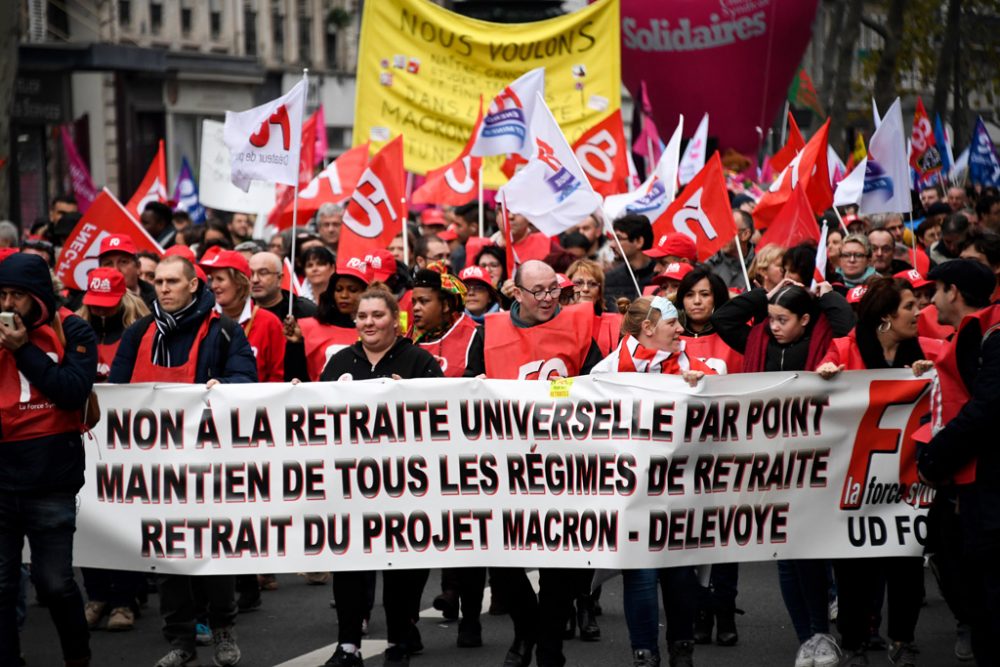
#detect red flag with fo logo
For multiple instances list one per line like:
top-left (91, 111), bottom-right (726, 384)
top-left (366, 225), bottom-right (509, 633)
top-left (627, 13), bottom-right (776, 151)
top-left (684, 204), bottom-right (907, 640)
top-left (412, 98), bottom-right (483, 206)
top-left (124, 140), bottom-right (168, 220)
top-left (572, 109), bottom-right (630, 197)
top-left (337, 136), bottom-right (405, 261)
top-left (270, 143), bottom-right (370, 231)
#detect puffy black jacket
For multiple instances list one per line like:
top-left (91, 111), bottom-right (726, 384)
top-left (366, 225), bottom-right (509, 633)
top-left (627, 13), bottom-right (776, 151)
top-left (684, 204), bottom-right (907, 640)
top-left (320, 337), bottom-right (443, 381)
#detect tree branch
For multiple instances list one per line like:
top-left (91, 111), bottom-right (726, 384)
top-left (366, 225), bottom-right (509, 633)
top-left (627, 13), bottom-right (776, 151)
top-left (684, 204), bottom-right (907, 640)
top-left (861, 17), bottom-right (888, 40)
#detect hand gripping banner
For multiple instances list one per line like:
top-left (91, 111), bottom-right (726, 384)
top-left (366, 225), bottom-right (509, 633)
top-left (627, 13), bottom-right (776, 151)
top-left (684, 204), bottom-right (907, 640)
top-left (74, 371), bottom-right (934, 574)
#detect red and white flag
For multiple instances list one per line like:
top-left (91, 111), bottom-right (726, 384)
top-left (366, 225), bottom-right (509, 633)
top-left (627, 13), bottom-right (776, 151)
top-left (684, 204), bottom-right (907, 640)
top-left (469, 68), bottom-right (545, 159)
top-left (651, 153), bottom-right (736, 262)
top-left (757, 184), bottom-right (820, 251)
top-left (603, 115), bottom-right (684, 224)
top-left (412, 98), bottom-right (483, 206)
top-left (124, 140), bottom-right (168, 220)
top-left (812, 221), bottom-right (829, 288)
top-left (753, 119), bottom-right (833, 230)
top-left (337, 135), bottom-right (405, 261)
top-left (268, 109), bottom-right (320, 228)
top-left (281, 257), bottom-right (302, 295)
top-left (771, 111), bottom-right (805, 174)
top-left (678, 113), bottom-right (709, 186)
top-left (270, 143), bottom-right (370, 231)
top-left (224, 77), bottom-right (307, 191)
top-left (56, 188), bottom-right (164, 291)
top-left (572, 109), bottom-right (631, 197)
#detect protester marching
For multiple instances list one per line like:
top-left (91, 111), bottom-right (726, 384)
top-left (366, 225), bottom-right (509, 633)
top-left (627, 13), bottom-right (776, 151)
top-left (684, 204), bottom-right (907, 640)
top-left (5, 1), bottom-right (1000, 667)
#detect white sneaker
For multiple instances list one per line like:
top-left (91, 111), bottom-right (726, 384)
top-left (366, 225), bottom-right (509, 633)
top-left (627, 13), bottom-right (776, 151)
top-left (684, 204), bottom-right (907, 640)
top-left (795, 636), bottom-right (818, 667)
top-left (812, 633), bottom-right (842, 667)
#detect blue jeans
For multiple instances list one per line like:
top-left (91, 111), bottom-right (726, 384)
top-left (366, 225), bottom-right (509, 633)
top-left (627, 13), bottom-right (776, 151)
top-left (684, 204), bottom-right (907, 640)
top-left (777, 559), bottom-right (831, 643)
top-left (623, 567), bottom-right (698, 654)
top-left (0, 491), bottom-right (90, 664)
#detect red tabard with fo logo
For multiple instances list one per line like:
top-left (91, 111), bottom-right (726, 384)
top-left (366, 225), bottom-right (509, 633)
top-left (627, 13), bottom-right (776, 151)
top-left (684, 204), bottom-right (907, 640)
top-left (682, 332), bottom-right (744, 375)
top-left (97, 341), bottom-right (120, 382)
top-left (593, 312), bottom-right (622, 357)
top-left (0, 313), bottom-right (83, 441)
top-left (131, 315), bottom-right (213, 383)
top-left (484, 304), bottom-right (593, 380)
top-left (299, 318), bottom-right (358, 381)
top-left (417, 313), bottom-right (478, 378)
top-left (925, 305), bottom-right (1000, 484)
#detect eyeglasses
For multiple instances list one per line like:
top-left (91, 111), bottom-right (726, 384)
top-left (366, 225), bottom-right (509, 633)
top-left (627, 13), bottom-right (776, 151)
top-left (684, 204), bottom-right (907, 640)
top-left (466, 283), bottom-right (490, 294)
top-left (521, 285), bottom-right (561, 300)
top-left (841, 252), bottom-right (869, 260)
top-left (572, 279), bottom-right (600, 289)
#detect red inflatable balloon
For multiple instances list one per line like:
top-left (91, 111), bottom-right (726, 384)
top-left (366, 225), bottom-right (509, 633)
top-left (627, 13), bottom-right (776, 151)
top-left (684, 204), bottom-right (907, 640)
top-left (620, 0), bottom-right (820, 158)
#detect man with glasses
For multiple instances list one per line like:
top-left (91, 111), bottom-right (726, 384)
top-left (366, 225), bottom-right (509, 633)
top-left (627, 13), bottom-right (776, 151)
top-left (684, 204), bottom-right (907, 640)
top-left (868, 227), bottom-right (910, 276)
top-left (480, 259), bottom-right (602, 667)
top-left (413, 235), bottom-right (451, 272)
top-left (249, 252), bottom-right (313, 382)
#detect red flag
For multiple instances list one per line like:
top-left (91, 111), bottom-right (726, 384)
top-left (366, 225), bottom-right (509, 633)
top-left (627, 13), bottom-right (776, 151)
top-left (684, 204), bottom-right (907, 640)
top-left (337, 135), bottom-right (405, 261)
top-left (651, 153), bottom-right (736, 262)
top-left (758, 185), bottom-right (820, 251)
top-left (56, 189), bottom-right (164, 291)
top-left (500, 153), bottom-right (528, 180)
top-left (771, 112), bottom-right (805, 174)
top-left (910, 97), bottom-right (942, 187)
top-left (270, 143), bottom-right (370, 231)
top-left (412, 98), bottom-right (483, 206)
top-left (124, 140), bottom-right (168, 220)
top-left (753, 119), bottom-right (833, 230)
top-left (572, 109), bottom-right (631, 197)
top-left (269, 111), bottom-right (319, 226)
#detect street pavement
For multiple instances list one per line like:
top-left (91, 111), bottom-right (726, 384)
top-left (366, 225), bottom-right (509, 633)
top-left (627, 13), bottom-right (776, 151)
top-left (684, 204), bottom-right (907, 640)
top-left (20, 562), bottom-right (969, 666)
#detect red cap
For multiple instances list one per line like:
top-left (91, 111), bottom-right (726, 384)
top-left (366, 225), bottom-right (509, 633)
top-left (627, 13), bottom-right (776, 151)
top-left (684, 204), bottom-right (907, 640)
top-left (894, 269), bottom-right (932, 289)
top-left (0, 248), bottom-right (17, 263)
top-left (200, 249), bottom-right (251, 278)
top-left (97, 234), bottom-right (138, 257)
top-left (82, 267), bottom-right (127, 308)
top-left (651, 262), bottom-right (694, 285)
top-left (420, 209), bottom-right (447, 227)
top-left (438, 224), bottom-right (459, 242)
top-left (556, 273), bottom-right (573, 289)
top-left (847, 285), bottom-right (868, 304)
top-left (336, 257), bottom-right (373, 286)
top-left (459, 265), bottom-right (494, 288)
top-left (163, 245), bottom-right (207, 282)
top-left (364, 249), bottom-right (397, 282)
top-left (645, 232), bottom-right (697, 262)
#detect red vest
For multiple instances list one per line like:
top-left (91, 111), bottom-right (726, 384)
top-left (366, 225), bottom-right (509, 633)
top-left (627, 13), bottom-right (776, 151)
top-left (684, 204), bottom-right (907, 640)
top-left (917, 304), bottom-right (954, 340)
top-left (243, 305), bottom-right (285, 383)
top-left (97, 341), bottom-right (120, 382)
top-left (131, 315), bottom-right (213, 384)
top-left (484, 304), bottom-right (593, 379)
top-left (417, 313), bottom-right (478, 378)
top-left (927, 305), bottom-right (1000, 484)
top-left (593, 312), bottom-right (622, 357)
top-left (299, 318), bottom-right (358, 381)
top-left (682, 332), bottom-right (743, 375)
top-left (0, 312), bottom-right (84, 442)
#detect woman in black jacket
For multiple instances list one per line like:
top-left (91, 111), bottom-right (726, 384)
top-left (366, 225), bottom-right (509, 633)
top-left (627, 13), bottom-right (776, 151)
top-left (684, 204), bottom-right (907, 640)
top-left (320, 287), bottom-right (442, 667)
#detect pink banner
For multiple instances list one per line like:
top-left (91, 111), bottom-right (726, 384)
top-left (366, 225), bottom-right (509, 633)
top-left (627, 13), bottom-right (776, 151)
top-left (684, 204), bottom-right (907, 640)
top-left (60, 126), bottom-right (98, 213)
top-left (620, 0), bottom-right (820, 159)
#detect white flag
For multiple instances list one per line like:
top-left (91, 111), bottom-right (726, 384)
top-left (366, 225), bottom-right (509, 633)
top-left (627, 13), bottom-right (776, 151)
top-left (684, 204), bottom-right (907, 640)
top-left (860, 98), bottom-right (912, 215)
top-left (833, 158), bottom-right (866, 208)
top-left (812, 221), bottom-right (829, 290)
top-left (497, 93), bottom-right (602, 237)
top-left (951, 146), bottom-right (970, 181)
top-left (224, 78), bottom-right (307, 192)
top-left (602, 115), bottom-right (683, 224)
top-left (678, 113), bottom-right (708, 185)
top-left (469, 68), bottom-right (545, 158)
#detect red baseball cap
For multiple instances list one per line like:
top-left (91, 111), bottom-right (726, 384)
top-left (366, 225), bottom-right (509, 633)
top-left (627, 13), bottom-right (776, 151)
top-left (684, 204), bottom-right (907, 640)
top-left (556, 273), bottom-right (573, 289)
top-left (162, 245), bottom-right (207, 282)
top-left (364, 249), bottom-right (397, 282)
top-left (83, 267), bottom-right (127, 308)
top-left (651, 262), bottom-right (694, 285)
top-left (336, 257), bottom-right (373, 286)
top-left (894, 269), bottom-right (932, 289)
top-left (97, 234), bottom-right (138, 257)
top-left (438, 225), bottom-right (459, 242)
top-left (645, 232), bottom-right (697, 262)
top-left (459, 265), bottom-right (494, 289)
top-left (200, 249), bottom-right (251, 278)
top-left (420, 209), bottom-right (447, 227)
top-left (847, 285), bottom-right (868, 304)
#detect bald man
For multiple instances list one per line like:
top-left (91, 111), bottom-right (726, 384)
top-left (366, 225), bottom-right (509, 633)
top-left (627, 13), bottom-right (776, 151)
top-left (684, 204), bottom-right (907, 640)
top-left (249, 251), bottom-right (312, 382)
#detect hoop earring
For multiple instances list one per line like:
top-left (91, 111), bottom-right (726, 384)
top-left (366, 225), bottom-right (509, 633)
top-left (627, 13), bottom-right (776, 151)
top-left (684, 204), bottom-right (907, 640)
top-left (878, 320), bottom-right (891, 333)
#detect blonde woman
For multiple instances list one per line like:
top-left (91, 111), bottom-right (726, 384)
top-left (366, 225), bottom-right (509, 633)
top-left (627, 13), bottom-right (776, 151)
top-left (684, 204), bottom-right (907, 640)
top-left (747, 244), bottom-right (786, 290)
top-left (568, 258), bottom-right (622, 356)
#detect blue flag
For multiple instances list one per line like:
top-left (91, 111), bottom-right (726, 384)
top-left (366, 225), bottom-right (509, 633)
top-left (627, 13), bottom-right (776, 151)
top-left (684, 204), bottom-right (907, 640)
top-left (172, 156), bottom-right (207, 224)
top-left (933, 114), bottom-right (953, 174)
top-left (969, 117), bottom-right (1000, 187)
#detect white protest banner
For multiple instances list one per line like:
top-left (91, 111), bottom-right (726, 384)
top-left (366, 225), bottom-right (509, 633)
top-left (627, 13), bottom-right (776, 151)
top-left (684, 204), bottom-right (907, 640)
top-left (199, 119), bottom-right (277, 214)
top-left (74, 371), bottom-right (933, 575)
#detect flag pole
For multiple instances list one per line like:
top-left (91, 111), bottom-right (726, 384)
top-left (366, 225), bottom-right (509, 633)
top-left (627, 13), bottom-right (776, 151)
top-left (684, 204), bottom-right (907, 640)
top-left (289, 68), bottom-right (308, 319)
top-left (402, 196), bottom-right (410, 267)
top-left (603, 209), bottom-right (642, 298)
top-left (733, 232), bottom-right (753, 292)
top-left (477, 163), bottom-right (484, 238)
top-left (832, 206), bottom-right (850, 235)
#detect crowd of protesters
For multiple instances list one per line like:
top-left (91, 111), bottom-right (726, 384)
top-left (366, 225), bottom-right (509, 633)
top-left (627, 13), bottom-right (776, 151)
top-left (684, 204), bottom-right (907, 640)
top-left (1, 178), bottom-right (1000, 667)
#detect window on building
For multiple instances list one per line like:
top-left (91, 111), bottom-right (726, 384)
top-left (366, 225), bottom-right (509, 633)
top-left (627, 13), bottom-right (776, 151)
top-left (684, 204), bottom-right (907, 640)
top-left (244, 2), bottom-right (258, 55)
top-left (272, 0), bottom-right (285, 63)
top-left (119, 0), bottom-right (131, 27)
top-left (325, 28), bottom-right (337, 70)
top-left (210, 0), bottom-right (222, 39)
top-left (150, 2), bottom-right (163, 34)
top-left (181, 6), bottom-right (192, 35)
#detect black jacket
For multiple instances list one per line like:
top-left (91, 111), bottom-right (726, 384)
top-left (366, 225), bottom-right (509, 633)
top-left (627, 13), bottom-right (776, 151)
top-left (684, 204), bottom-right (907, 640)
top-left (109, 287), bottom-right (258, 384)
top-left (710, 288), bottom-right (855, 372)
top-left (918, 313), bottom-right (1000, 538)
top-left (0, 253), bottom-right (97, 493)
top-left (257, 291), bottom-right (316, 382)
top-left (604, 260), bottom-right (657, 310)
top-left (320, 337), bottom-right (444, 381)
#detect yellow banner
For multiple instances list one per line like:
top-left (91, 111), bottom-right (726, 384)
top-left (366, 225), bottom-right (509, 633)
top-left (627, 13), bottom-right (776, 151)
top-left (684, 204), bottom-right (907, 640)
top-left (354, 0), bottom-right (621, 189)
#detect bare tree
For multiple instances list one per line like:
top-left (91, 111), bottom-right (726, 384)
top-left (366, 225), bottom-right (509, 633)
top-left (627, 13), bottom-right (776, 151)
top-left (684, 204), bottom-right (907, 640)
top-left (932, 0), bottom-right (963, 122)
top-left (829, 0), bottom-right (864, 151)
top-left (868, 0), bottom-right (906, 114)
top-left (0, 8), bottom-right (19, 221)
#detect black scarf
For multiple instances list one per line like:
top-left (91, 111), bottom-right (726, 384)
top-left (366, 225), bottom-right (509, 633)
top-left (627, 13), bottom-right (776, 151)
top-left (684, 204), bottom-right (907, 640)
top-left (151, 297), bottom-right (199, 366)
top-left (856, 324), bottom-right (925, 369)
